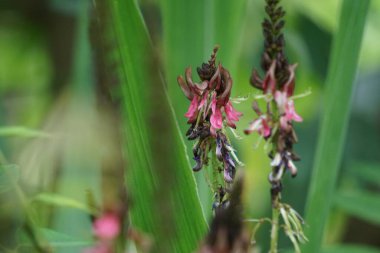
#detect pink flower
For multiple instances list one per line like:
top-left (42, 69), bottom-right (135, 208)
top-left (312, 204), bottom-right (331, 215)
top-left (274, 91), bottom-right (287, 114)
top-left (244, 116), bottom-right (271, 137)
top-left (210, 95), bottom-right (223, 136)
top-left (275, 90), bottom-right (302, 130)
top-left (285, 100), bottom-right (302, 122)
top-left (262, 61), bottom-right (276, 94)
top-left (224, 101), bottom-right (243, 128)
top-left (185, 96), bottom-right (199, 123)
top-left (93, 213), bottom-right (120, 240)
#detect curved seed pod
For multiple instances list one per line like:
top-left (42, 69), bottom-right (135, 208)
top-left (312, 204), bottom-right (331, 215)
top-left (185, 67), bottom-right (201, 96)
top-left (177, 75), bottom-right (193, 100)
top-left (284, 63), bottom-right (297, 96)
top-left (217, 68), bottom-right (232, 106)
top-left (208, 64), bottom-right (221, 90)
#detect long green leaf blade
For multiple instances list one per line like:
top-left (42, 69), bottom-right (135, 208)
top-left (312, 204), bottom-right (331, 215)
top-left (303, 1), bottom-right (370, 252)
top-left (322, 245), bottom-right (380, 253)
top-left (18, 228), bottom-right (93, 248)
top-left (108, 0), bottom-right (207, 251)
top-left (334, 190), bottom-right (380, 225)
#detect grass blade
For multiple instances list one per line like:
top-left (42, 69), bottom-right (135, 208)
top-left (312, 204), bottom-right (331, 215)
top-left (18, 227), bottom-right (93, 248)
top-left (303, 1), bottom-right (370, 252)
top-left (107, 0), bottom-right (207, 251)
top-left (334, 190), bottom-right (380, 225)
top-left (322, 245), bottom-right (380, 253)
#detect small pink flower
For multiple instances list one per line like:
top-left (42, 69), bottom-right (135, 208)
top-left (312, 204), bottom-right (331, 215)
top-left (275, 90), bottom-right (302, 130)
top-left (262, 61), bottom-right (276, 94)
top-left (210, 97), bottom-right (223, 136)
top-left (93, 213), bottom-right (120, 240)
top-left (244, 116), bottom-right (271, 137)
top-left (274, 91), bottom-right (287, 114)
top-left (285, 100), bottom-right (302, 122)
top-left (224, 101), bottom-right (243, 128)
top-left (185, 96), bottom-right (199, 123)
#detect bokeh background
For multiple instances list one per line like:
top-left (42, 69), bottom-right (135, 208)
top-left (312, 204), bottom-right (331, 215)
top-left (0, 0), bottom-right (379, 252)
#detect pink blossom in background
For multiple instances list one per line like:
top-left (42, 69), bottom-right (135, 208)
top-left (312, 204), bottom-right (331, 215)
top-left (93, 213), bottom-right (120, 240)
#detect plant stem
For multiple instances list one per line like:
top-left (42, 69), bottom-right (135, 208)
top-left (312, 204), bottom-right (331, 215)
top-left (270, 196), bottom-right (280, 253)
top-left (210, 140), bottom-right (219, 192)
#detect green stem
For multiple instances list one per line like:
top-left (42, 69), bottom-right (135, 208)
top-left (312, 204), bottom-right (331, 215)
top-left (270, 197), bottom-right (280, 253)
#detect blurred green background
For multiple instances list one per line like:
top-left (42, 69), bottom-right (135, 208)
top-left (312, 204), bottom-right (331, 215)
top-left (0, 0), bottom-right (379, 252)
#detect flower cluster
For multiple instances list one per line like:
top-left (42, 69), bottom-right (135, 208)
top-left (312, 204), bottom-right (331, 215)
top-left (178, 47), bottom-right (243, 214)
top-left (245, 61), bottom-right (302, 199)
top-left (178, 46), bottom-right (242, 186)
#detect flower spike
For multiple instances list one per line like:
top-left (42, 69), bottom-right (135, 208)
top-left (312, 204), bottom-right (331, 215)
top-left (178, 46), bottom-right (243, 212)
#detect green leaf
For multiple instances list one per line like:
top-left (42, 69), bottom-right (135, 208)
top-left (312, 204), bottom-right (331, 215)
top-left (0, 164), bottom-right (20, 193)
top-left (302, 1), bottom-right (370, 252)
top-left (283, 245), bottom-right (380, 253)
top-left (18, 227), bottom-right (93, 248)
top-left (322, 245), bottom-right (380, 253)
top-left (32, 193), bottom-right (97, 215)
top-left (0, 126), bottom-right (50, 138)
top-left (347, 162), bottom-right (380, 186)
top-left (334, 190), bottom-right (380, 225)
top-left (105, 0), bottom-right (208, 252)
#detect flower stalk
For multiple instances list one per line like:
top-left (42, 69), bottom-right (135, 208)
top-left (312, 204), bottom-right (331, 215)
top-left (178, 46), bottom-right (243, 211)
top-left (246, 0), bottom-right (307, 251)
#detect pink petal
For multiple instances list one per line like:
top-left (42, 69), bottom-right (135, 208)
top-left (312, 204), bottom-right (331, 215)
top-left (286, 100), bottom-right (302, 122)
top-left (280, 116), bottom-right (289, 130)
top-left (210, 95), bottom-right (223, 130)
top-left (284, 64), bottom-right (297, 97)
top-left (263, 61), bottom-right (276, 94)
top-left (260, 118), bottom-right (271, 138)
top-left (184, 96), bottom-right (199, 122)
top-left (198, 91), bottom-right (209, 110)
top-left (93, 213), bottom-right (120, 240)
top-left (244, 116), bottom-right (271, 137)
top-left (244, 118), bottom-right (262, 135)
top-left (210, 108), bottom-right (223, 129)
top-left (274, 91), bottom-right (287, 113)
top-left (225, 102), bottom-right (242, 121)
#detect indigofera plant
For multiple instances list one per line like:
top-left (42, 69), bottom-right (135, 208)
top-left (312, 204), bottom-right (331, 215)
top-left (178, 46), bottom-right (243, 210)
top-left (245, 0), bottom-right (308, 252)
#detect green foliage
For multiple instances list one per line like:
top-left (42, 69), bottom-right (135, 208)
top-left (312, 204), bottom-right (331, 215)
top-left (0, 126), bottom-right (50, 138)
top-left (0, 165), bottom-right (19, 194)
top-left (108, 0), bottom-right (207, 251)
top-left (303, 0), bottom-right (370, 252)
top-left (18, 227), bottom-right (93, 248)
top-left (334, 190), bottom-right (380, 225)
top-left (348, 162), bottom-right (380, 186)
top-left (32, 193), bottom-right (97, 216)
top-left (322, 245), bottom-right (380, 253)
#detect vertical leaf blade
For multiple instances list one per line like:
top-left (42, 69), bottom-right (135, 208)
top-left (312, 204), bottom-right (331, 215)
top-left (108, 0), bottom-right (207, 251)
top-left (303, 1), bottom-right (370, 252)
